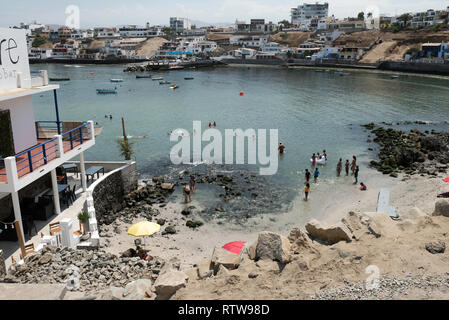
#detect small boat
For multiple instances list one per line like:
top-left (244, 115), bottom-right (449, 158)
top-left (310, 157), bottom-right (326, 165)
top-left (390, 75), bottom-right (399, 79)
top-left (184, 77), bottom-right (194, 80)
top-left (159, 81), bottom-right (171, 85)
top-left (136, 75), bottom-right (151, 79)
top-left (152, 77), bottom-right (163, 81)
top-left (170, 84), bottom-right (179, 90)
top-left (49, 77), bottom-right (70, 81)
top-left (96, 89), bottom-right (117, 94)
top-left (110, 79), bottom-right (124, 82)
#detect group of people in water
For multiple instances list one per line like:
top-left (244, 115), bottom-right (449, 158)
top-left (208, 121), bottom-right (217, 127)
top-left (278, 144), bottom-right (365, 201)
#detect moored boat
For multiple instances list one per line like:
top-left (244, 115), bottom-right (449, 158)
top-left (110, 79), bottom-right (124, 82)
top-left (184, 77), bottom-right (194, 80)
top-left (170, 84), bottom-right (179, 90)
top-left (49, 77), bottom-right (70, 81)
top-left (96, 89), bottom-right (117, 94)
top-left (136, 75), bottom-right (151, 79)
top-left (152, 77), bottom-right (163, 80)
top-left (159, 81), bottom-right (171, 85)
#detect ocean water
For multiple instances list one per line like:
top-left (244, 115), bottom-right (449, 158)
top-left (30, 64), bottom-right (449, 225)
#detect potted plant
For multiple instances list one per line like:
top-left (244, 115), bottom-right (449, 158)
top-left (77, 211), bottom-right (90, 237)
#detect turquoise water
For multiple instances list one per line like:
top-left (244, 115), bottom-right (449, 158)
top-left (30, 64), bottom-right (449, 221)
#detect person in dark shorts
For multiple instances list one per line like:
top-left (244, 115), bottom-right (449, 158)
top-left (354, 166), bottom-right (360, 184)
top-left (345, 160), bottom-right (350, 176)
top-left (278, 143), bottom-right (285, 155)
top-left (183, 183), bottom-right (191, 202)
top-left (189, 175), bottom-right (196, 193)
top-left (336, 158), bottom-right (342, 177)
top-left (305, 169), bottom-right (311, 183)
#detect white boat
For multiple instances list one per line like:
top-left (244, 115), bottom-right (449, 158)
top-left (110, 79), bottom-right (124, 82)
top-left (310, 157), bottom-right (326, 165)
top-left (152, 77), bottom-right (163, 80)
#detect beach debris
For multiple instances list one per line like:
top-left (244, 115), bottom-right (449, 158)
top-left (432, 199), bottom-right (449, 218)
top-left (425, 241), bottom-right (446, 254)
top-left (153, 270), bottom-right (188, 300)
top-left (253, 231), bottom-right (291, 264)
top-left (305, 219), bottom-right (352, 245)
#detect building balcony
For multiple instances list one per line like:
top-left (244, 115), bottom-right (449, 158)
top-left (0, 121), bottom-right (96, 192)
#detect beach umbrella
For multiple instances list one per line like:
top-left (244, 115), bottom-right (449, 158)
top-left (222, 241), bottom-right (246, 255)
top-left (443, 177), bottom-right (449, 183)
top-left (128, 221), bottom-right (160, 246)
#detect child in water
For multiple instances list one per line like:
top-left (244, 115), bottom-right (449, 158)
top-left (278, 143), bottom-right (285, 155)
top-left (345, 160), bottom-right (350, 176)
top-left (314, 168), bottom-right (320, 182)
top-left (304, 183), bottom-right (310, 201)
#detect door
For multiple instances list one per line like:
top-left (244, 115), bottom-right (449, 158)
top-left (0, 109), bottom-right (15, 158)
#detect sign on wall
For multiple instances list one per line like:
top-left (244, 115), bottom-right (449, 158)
top-left (0, 28), bottom-right (30, 92)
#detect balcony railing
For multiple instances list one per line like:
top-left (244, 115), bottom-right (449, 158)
top-left (0, 121), bottom-right (94, 185)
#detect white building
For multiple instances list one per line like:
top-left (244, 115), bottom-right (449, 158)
top-left (94, 28), bottom-right (120, 38)
top-left (28, 48), bottom-right (52, 59)
top-left (291, 2), bottom-right (329, 28)
top-left (119, 23), bottom-right (164, 38)
top-left (229, 35), bottom-right (269, 48)
top-left (261, 42), bottom-right (286, 53)
top-left (0, 28), bottom-right (97, 248)
top-left (170, 17), bottom-right (192, 31)
top-left (229, 48), bottom-right (258, 59)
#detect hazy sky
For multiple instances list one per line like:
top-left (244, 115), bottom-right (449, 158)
top-left (0, 0), bottom-right (446, 28)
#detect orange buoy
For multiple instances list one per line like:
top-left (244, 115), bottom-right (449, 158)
top-left (240, 91), bottom-right (244, 96)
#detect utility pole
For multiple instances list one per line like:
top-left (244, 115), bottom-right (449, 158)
top-left (122, 117), bottom-right (127, 142)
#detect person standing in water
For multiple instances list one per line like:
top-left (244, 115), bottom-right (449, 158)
top-left (311, 153), bottom-right (317, 166)
top-left (182, 183), bottom-right (191, 203)
top-left (336, 158), bottom-right (342, 177)
top-left (314, 168), bottom-right (320, 182)
top-left (305, 169), bottom-right (311, 183)
top-left (278, 143), bottom-right (285, 155)
top-left (345, 160), bottom-right (350, 176)
top-left (304, 183), bottom-right (310, 201)
top-left (213, 121), bottom-right (216, 127)
top-left (351, 156), bottom-right (357, 175)
top-left (323, 150), bottom-right (327, 160)
top-left (189, 175), bottom-right (196, 193)
top-left (354, 166), bottom-right (360, 184)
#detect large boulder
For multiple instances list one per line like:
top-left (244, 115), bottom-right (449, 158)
top-left (305, 219), bottom-right (352, 245)
top-left (154, 270), bottom-right (188, 300)
top-left (122, 279), bottom-right (152, 300)
top-left (160, 183), bottom-right (174, 190)
top-left (341, 211), bottom-right (382, 240)
top-left (420, 136), bottom-right (442, 152)
top-left (211, 246), bottom-right (241, 273)
top-left (432, 199), bottom-right (449, 217)
top-left (255, 231), bottom-right (291, 264)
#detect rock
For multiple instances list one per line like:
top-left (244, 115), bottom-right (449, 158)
top-left (160, 183), bottom-right (174, 191)
top-left (248, 272), bottom-right (260, 279)
top-left (162, 226), bottom-right (176, 235)
top-left (216, 264), bottom-right (230, 278)
top-left (186, 220), bottom-right (203, 228)
top-left (255, 259), bottom-right (280, 273)
top-left (425, 241), bottom-right (446, 254)
top-left (255, 231), bottom-right (291, 264)
top-left (123, 279), bottom-right (153, 300)
top-left (288, 227), bottom-right (312, 250)
top-left (38, 253), bottom-right (53, 265)
top-left (211, 246), bottom-right (241, 273)
top-left (182, 267), bottom-right (199, 281)
top-left (305, 219), bottom-right (352, 245)
top-left (101, 287), bottom-right (125, 300)
top-left (154, 270), bottom-right (188, 300)
top-left (197, 260), bottom-right (213, 279)
top-left (420, 136), bottom-right (442, 151)
top-left (248, 241), bottom-right (257, 260)
top-left (156, 219), bottom-right (166, 226)
top-left (432, 199), bottom-right (449, 217)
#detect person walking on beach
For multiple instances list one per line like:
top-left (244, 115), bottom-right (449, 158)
top-left (345, 160), bottom-right (350, 176)
top-left (182, 183), bottom-right (191, 203)
top-left (189, 175), bottom-right (196, 193)
top-left (354, 166), bottom-right (360, 184)
top-left (305, 169), bottom-right (311, 183)
top-left (336, 158), bottom-right (342, 177)
top-left (312, 153), bottom-right (317, 166)
top-left (304, 183), bottom-right (310, 201)
top-left (314, 168), bottom-right (320, 182)
top-left (278, 143), bottom-right (285, 155)
top-left (351, 156), bottom-right (357, 175)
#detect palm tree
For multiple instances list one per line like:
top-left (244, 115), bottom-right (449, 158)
top-left (117, 138), bottom-right (135, 161)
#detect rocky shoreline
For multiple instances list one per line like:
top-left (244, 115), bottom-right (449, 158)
top-left (363, 123), bottom-right (449, 178)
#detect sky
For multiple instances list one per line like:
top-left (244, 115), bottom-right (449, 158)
top-left (0, 0), bottom-right (447, 28)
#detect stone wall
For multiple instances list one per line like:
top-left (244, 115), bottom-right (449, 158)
top-left (0, 250), bottom-right (6, 276)
top-left (88, 162), bottom-right (138, 226)
top-left (378, 61), bottom-right (449, 76)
